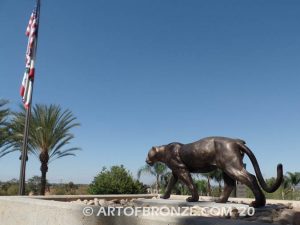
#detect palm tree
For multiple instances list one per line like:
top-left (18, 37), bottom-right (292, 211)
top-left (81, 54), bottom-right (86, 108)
top-left (137, 162), bottom-right (168, 194)
top-left (0, 100), bottom-right (13, 158)
top-left (281, 175), bottom-right (292, 200)
top-left (9, 104), bottom-right (80, 195)
top-left (286, 172), bottom-right (300, 199)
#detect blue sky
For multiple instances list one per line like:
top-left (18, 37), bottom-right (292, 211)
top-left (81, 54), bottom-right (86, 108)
top-left (0, 0), bottom-right (299, 184)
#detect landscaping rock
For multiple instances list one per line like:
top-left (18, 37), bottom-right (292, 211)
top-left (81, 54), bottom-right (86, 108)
top-left (94, 198), bottom-right (99, 206)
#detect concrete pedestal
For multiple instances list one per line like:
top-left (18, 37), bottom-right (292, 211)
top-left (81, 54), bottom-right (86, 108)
top-left (0, 196), bottom-right (278, 225)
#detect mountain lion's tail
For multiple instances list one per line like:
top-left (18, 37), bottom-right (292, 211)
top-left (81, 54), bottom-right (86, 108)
top-left (238, 142), bottom-right (283, 193)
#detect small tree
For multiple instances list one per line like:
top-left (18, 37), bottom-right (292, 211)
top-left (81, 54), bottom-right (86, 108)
top-left (65, 182), bottom-right (78, 194)
top-left (88, 165), bottom-right (147, 194)
top-left (27, 175), bottom-right (49, 195)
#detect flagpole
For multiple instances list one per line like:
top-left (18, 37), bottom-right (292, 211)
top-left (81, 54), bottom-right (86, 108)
top-left (18, 0), bottom-right (41, 196)
top-left (18, 108), bottom-right (31, 195)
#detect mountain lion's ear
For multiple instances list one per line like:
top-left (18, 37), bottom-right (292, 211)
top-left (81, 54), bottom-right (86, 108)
top-left (152, 147), bottom-right (158, 152)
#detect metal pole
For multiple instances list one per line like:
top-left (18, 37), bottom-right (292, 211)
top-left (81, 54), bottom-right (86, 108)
top-left (18, 0), bottom-right (41, 195)
top-left (18, 107), bottom-right (31, 195)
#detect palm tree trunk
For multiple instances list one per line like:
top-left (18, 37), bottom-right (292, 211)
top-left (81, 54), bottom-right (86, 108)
top-left (39, 151), bottom-right (49, 195)
top-left (218, 181), bottom-right (222, 195)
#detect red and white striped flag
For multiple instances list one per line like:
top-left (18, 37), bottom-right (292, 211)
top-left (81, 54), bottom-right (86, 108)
top-left (20, 7), bottom-right (38, 108)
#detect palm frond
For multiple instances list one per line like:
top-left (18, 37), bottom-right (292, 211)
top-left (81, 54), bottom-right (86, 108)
top-left (137, 165), bottom-right (156, 179)
top-left (0, 99), bottom-right (11, 158)
top-left (7, 104), bottom-right (80, 163)
top-left (49, 147), bottom-right (80, 162)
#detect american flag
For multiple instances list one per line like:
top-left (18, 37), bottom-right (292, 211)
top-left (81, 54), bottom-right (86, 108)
top-left (20, 7), bottom-right (38, 108)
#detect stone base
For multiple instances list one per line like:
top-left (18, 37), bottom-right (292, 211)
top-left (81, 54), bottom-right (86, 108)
top-left (0, 196), bottom-right (286, 225)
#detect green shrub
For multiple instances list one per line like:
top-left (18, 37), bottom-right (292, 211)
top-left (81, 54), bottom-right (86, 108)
top-left (88, 165), bottom-right (147, 194)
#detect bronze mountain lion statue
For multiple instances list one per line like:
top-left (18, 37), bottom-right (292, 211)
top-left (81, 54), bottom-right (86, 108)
top-left (146, 137), bottom-right (283, 208)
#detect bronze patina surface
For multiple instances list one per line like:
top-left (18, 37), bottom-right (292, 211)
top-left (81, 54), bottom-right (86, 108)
top-left (146, 136), bottom-right (283, 208)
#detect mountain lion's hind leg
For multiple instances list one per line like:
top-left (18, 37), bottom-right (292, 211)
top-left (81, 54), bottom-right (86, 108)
top-left (225, 168), bottom-right (266, 208)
